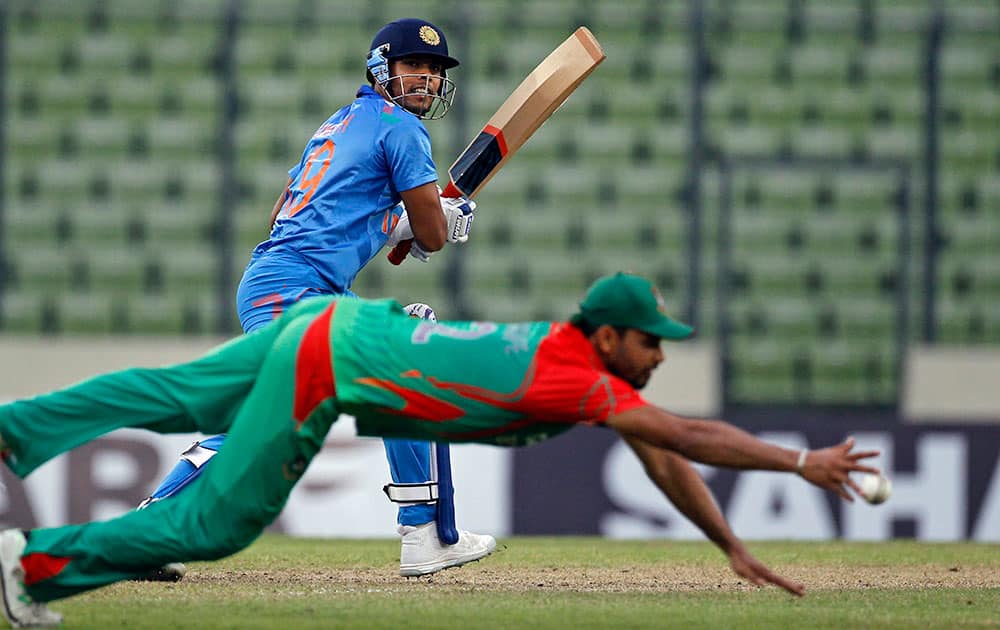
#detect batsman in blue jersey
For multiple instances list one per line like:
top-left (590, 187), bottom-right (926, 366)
top-left (140, 18), bottom-right (494, 580)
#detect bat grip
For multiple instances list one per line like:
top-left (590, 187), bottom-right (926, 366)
top-left (387, 239), bottom-right (412, 265)
top-left (387, 183), bottom-right (465, 265)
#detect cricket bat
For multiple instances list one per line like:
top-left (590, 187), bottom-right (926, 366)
top-left (388, 26), bottom-right (606, 264)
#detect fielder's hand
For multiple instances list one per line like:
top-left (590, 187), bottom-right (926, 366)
top-left (798, 437), bottom-right (881, 502)
top-left (728, 545), bottom-right (805, 597)
top-left (442, 196), bottom-right (475, 243)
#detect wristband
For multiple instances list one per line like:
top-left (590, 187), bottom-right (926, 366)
top-left (795, 449), bottom-right (809, 476)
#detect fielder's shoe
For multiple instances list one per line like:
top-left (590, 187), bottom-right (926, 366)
top-left (135, 562), bottom-right (187, 583)
top-left (398, 521), bottom-right (496, 577)
top-left (0, 529), bottom-right (62, 628)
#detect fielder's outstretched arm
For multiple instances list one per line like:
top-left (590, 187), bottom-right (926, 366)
top-left (605, 405), bottom-right (880, 502)
top-left (621, 434), bottom-right (805, 596)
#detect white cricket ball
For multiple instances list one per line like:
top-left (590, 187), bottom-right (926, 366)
top-left (859, 473), bottom-right (892, 505)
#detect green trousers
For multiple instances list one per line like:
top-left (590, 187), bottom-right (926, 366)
top-left (0, 303), bottom-right (338, 602)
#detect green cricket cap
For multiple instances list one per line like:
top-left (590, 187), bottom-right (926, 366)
top-left (569, 272), bottom-right (695, 341)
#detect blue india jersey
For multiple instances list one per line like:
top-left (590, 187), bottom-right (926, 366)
top-left (252, 85), bottom-right (437, 290)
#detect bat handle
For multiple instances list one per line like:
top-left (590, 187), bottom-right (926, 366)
top-left (441, 181), bottom-right (462, 199)
top-left (387, 239), bottom-right (412, 265)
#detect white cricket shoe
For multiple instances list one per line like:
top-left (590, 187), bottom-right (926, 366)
top-left (398, 521), bottom-right (496, 577)
top-left (0, 529), bottom-right (62, 628)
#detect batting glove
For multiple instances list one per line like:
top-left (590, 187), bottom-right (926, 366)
top-left (409, 241), bottom-right (433, 263)
top-left (384, 203), bottom-right (412, 249)
top-left (386, 210), bottom-right (432, 263)
top-left (403, 302), bottom-right (437, 322)
top-left (442, 196), bottom-right (476, 243)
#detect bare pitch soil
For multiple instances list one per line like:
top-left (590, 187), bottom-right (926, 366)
top-left (190, 563), bottom-right (1000, 593)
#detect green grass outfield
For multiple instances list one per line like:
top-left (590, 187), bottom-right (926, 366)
top-left (55, 536), bottom-right (998, 629)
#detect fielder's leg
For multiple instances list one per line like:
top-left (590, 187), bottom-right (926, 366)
top-left (133, 434), bottom-right (225, 582)
top-left (0, 301), bottom-right (336, 611)
top-left (0, 321), bottom-right (282, 479)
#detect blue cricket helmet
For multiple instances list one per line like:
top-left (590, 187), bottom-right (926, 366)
top-left (368, 18), bottom-right (460, 71)
top-left (366, 18), bottom-right (459, 120)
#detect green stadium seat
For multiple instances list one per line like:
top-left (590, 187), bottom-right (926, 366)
top-left (7, 117), bottom-right (61, 153)
top-left (865, 44), bottom-right (921, 84)
top-left (3, 206), bottom-right (63, 247)
top-left (54, 293), bottom-right (118, 334)
top-left (792, 128), bottom-right (853, 158)
top-left (9, 247), bottom-right (77, 292)
top-left (0, 291), bottom-right (46, 334)
top-left (123, 295), bottom-right (197, 334)
top-left (68, 206), bottom-right (132, 246)
top-left (149, 247), bottom-right (217, 298)
top-left (84, 247), bottom-right (146, 294)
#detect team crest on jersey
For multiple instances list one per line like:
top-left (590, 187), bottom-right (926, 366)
top-left (502, 324), bottom-right (532, 355)
top-left (419, 25), bottom-right (441, 46)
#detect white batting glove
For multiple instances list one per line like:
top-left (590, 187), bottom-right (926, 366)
top-left (409, 241), bottom-right (433, 263)
top-left (442, 196), bottom-right (476, 243)
top-left (386, 210), bottom-right (431, 262)
top-left (385, 203), bottom-right (412, 249)
top-left (403, 302), bottom-right (437, 322)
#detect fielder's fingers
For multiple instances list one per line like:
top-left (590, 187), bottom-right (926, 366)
top-left (849, 449), bottom-right (881, 461)
top-left (835, 484), bottom-right (855, 502)
top-left (776, 577), bottom-right (806, 597)
top-left (762, 569), bottom-right (805, 596)
top-left (846, 477), bottom-right (865, 497)
top-left (850, 463), bottom-right (882, 475)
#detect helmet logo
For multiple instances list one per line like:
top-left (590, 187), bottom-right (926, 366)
top-left (366, 43), bottom-right (391, 85)
top-left (419, 25), bottom-right (441, 46)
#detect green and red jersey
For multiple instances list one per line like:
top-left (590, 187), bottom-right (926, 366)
top-left (291, 296), bottom-right (651, 446)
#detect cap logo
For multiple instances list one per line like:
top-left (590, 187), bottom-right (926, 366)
top-left (651, 286), bottom-right (669, 316)
top-left (419, 25), bottom-right (441, 46)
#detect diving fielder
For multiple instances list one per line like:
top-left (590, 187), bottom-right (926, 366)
top-left (0, 273), bottom-right (883, 627)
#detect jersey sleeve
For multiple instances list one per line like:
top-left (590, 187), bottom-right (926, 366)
top-left (521, 364), bottom-right (651, 427)
top-left (382, 118), bottom-right (439, 193)
top-left (570, 370), bottom-right (650, 425)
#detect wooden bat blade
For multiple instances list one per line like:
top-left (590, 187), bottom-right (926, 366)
top-left (446, 26), bottom-right (606, 199)
top-left (389, 27), bottom-right (605, 264)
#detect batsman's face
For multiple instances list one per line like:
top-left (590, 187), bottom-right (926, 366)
top-left (601, 328), bottom-right (664, 390)
top-left (389, 57), bottom-right (445, 115)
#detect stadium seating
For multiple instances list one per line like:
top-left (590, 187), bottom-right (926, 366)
top-left (1, 0), bottom-right (997, 408)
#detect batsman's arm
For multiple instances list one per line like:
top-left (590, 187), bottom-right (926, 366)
top-left (399, 182), bottom-right (447, 253)
top-left (268, 178), bottom-right (293, 232)
top-left (621, 434), bottom-right (805, 596)
top-left (605, 405), bottom-right (880, 501)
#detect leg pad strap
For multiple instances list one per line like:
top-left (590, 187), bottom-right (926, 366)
top-left (382, 482), bottom-right (438, 506)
